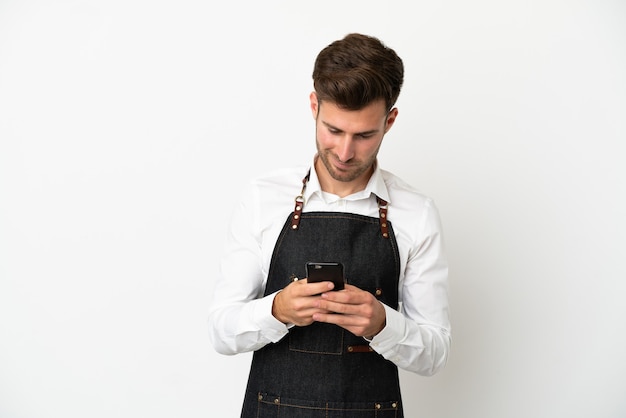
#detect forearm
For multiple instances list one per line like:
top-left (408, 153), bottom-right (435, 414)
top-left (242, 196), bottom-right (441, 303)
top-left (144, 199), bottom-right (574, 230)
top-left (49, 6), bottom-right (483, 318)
top-left (208, 291), bottom-right (289, 355)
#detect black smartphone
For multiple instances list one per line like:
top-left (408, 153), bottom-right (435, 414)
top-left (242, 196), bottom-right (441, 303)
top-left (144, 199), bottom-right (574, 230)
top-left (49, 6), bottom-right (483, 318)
top-left (305, 262), bottom-right (345, 291)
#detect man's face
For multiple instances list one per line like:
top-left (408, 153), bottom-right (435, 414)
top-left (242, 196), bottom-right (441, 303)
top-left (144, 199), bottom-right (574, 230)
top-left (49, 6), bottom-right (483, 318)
top-left (310, 92), bottom-right (398, 194)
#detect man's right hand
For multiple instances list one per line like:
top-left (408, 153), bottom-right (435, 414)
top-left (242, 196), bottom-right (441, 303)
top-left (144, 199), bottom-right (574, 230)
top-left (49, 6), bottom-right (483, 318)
top-left (272, 278), bottom-right (336, 326)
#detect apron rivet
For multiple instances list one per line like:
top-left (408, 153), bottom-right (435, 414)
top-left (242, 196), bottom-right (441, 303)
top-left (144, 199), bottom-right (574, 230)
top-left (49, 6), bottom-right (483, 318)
top-left (392, 402), bottom-right (398, 408)
top-left (375, 403), bottom-right (381, 409)
top-left (258, 394), bottom-right (263, 401)
top-left (274, 398), bottom-right (280, 404)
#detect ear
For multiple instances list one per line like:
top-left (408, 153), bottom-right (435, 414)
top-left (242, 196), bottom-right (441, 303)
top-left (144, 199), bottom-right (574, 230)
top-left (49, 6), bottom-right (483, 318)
top-left (384, 107), bottom-right (399, 133)
top-left (309, 92), bottom-right (319, 119)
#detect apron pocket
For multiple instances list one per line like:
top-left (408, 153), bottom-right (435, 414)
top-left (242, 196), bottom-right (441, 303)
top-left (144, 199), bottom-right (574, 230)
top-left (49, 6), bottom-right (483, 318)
top-left (288, 322), bottom-right (344, 354)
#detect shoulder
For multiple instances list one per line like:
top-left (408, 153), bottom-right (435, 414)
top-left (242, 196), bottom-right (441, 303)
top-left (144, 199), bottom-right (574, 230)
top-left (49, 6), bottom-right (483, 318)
top-left (240, 166), bottom-right (310, 217)
top-left (249, 166), bottom-right (309, 191)
top-left (380, 169), bottom-right (444, 247)
top-left (380, 169), bottom-right (435, 211)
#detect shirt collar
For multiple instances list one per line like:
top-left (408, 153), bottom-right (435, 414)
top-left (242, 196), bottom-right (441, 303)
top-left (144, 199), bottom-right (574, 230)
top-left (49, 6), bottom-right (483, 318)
top-left (304, 156), bottom-right (390, 204)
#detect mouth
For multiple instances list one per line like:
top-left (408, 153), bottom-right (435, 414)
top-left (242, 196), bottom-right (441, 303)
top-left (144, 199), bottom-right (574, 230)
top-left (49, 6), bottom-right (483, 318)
top-left (334, 160), bottom-right (352, 171)
top-left (332, 155), bottom-right (355, 171)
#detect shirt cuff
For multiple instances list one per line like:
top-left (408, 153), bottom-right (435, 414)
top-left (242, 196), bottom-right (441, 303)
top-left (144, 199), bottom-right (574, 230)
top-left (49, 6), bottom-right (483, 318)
top-left (251, 290), bottom-right (290, 343)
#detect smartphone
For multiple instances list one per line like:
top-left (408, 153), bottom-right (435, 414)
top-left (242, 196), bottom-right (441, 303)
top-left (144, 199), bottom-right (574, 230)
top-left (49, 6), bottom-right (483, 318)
top-left (305, 262), bottom-right (345, 291)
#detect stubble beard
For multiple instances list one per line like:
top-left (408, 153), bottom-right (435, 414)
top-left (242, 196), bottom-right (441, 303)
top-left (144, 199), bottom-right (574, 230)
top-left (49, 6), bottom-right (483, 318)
top-left (316, 140), bottom-right (378, 184)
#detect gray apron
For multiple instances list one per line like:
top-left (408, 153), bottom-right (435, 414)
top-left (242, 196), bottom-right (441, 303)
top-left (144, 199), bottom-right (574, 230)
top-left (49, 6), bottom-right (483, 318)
top-left (241, 173), bottom-right (403, 417)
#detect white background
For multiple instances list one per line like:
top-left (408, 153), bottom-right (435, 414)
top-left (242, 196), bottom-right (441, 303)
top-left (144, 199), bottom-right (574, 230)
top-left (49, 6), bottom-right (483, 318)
top-left (1, 1), bottom-right (625, 417)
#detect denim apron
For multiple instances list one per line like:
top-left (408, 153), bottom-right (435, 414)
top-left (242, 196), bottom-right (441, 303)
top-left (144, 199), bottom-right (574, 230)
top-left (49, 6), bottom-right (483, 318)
top-left (241, 173), bottom-right (403, 417)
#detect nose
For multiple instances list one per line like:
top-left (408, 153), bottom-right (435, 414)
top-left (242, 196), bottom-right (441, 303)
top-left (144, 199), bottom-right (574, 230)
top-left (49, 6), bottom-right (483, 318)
top-left (336, 136), bottom-right (355, 163)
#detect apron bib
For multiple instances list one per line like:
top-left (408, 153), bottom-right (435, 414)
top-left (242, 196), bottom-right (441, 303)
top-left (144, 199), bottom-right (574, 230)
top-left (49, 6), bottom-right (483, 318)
top-left (241, 175), bottom-right (403, 417)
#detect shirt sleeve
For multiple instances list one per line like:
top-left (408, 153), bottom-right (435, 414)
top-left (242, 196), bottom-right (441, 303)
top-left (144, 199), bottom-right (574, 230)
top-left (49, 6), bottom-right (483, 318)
top-left (207, 185), bottom-right (289, 355)
top-left (369, 199), bottom-right (451, 376)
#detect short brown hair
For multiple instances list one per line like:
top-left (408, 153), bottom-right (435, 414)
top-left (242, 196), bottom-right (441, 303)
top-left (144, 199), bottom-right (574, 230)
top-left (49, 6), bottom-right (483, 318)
top-left (312, 33), bottom-right (404, 111)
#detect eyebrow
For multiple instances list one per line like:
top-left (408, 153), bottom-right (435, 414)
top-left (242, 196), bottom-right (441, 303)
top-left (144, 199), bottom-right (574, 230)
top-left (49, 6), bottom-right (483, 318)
top-left (321, 120), bottom-right (380, 136)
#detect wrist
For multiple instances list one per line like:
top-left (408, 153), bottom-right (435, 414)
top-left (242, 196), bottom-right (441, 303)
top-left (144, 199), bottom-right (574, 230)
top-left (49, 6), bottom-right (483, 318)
top-left (271, 290), bottom-right (288, 324)
top-left (366, 319), bottom-right (386, 340)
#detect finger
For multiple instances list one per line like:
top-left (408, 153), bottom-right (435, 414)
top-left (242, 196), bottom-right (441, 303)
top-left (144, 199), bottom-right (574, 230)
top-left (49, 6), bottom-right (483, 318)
top-left (316, 299), bottom-right (354, 314)
top-left (296, 279), bottom-right (335, 296)
top-left (320, 291), bottom-right (351, 304)
top-left (320, 287), bottom-right (366, 304)
top-left (313, 312), bottom-right (377, 337)
top-left (313, 312), bottom-right (365, 327)
top-left (294, 307), bottom-right (330, 320)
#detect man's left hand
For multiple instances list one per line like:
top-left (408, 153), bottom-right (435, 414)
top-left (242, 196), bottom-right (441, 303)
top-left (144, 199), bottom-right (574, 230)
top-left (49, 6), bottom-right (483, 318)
top-left (312, 284), bottom-right (386, 338)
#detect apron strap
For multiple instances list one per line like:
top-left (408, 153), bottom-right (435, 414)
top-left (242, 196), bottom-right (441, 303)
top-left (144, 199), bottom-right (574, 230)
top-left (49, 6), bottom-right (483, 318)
top-left (376, 196), bottom-right (390, 239)
top-left (290, 171), bottom-right (310, 230)
top-left (290, 169), bottom-right (389, 238)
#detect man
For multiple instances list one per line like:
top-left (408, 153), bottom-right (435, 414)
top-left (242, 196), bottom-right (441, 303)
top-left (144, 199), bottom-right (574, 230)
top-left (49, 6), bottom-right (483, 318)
top-left (208, 33), bottom-right (450, 417)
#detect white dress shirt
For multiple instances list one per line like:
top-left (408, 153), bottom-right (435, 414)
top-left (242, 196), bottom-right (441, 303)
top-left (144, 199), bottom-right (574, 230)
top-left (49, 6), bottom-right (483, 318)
top-left (208, 159), bottom-right (451, 376)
